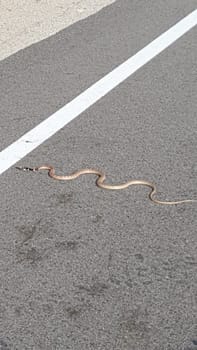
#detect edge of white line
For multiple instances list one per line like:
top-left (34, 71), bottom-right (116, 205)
top-left (0, 9), bottom-right (197, 175)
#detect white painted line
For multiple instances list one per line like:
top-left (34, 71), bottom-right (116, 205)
top-left (0, 9), bottom-right (197, 175)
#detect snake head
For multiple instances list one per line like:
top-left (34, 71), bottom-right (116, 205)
top-left (16, 166), bottom-right (38, 172)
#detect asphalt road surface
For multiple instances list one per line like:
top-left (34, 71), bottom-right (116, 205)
top-left (0, 1), bottom-right (197, 349)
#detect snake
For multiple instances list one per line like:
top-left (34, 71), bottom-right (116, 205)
top-left (16, 165), bottom-right (196, 205)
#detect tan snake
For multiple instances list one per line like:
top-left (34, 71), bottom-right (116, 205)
top-left (17, 165), bottom-right (196, 205)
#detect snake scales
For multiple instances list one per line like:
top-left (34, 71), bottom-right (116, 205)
top-left (17, 165), bottom-right (196, 205)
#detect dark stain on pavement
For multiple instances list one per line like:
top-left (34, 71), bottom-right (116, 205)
top-left (63, 303), bottom-right (90, 319)
top-left (55, 192), bottom-right (74, 205)
top-left (76, 281), bottom-right (109, 297)
top-left (54, 240), bottom-right (79, 251)
top-left (134, 253), bottom-right (144, 262)
top-left (16, 246), bottom-right (44, 265)
top-left (181, 325), bottom-right (197, 350)
top-left (16, 218), bottom-right (42, 244)
top-left (116, 307), bottom-right (151, 348)
top-left (0, 339), bottom-right (10, 350)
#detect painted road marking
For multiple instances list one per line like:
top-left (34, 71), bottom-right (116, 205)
top-left (0, 9), bottom-right (197, 175)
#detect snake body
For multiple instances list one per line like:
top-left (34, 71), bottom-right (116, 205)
top-left (17, 165), bottom-right (196, 205)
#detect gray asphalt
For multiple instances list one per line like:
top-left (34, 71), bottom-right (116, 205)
top-left (0, 1), bottom-right (197, 349)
